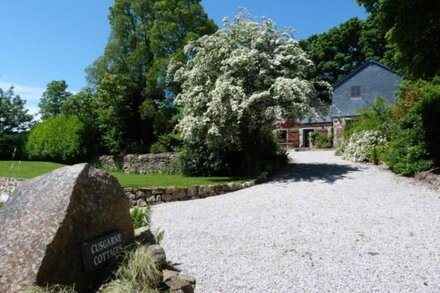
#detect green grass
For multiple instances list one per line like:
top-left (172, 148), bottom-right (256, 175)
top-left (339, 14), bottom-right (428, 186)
top-left (0, 161), bottom-right (65, 179)
top-left (0, 161), bottom-right (247, 187)
top-left (110, 172), bottom-right (247, 187)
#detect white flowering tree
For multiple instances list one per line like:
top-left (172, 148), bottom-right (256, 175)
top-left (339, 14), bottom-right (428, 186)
top-left (169, 14), bottom-right (329, 175)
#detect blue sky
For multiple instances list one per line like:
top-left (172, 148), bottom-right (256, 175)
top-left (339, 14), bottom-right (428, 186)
top-left (0, 0), bottom-right (366, 114)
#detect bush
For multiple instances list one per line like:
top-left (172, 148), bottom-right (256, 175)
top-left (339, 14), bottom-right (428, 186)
top-left (180, 142), bottom-right (231, 176)
top-left (25, 115), bottom-right (96, 164)
top-left (130, 206), bottom-right (152, 229)
top-left (314, 132), bottom-right (333, 149)
top-left (341, 130), bottom-right (387, 163)
top-left (344, 97), bottom-right (395, 139)
top-left (149, 133), bottom-right (182, 154)
top-left (180, 134), bottom-right (288, 177)
top-left (0, 133), bottom-right (27, 160)
top-left (382, 78), bottom-right (440, 175)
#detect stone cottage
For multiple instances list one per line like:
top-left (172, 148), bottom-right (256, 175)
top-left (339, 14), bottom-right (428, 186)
top-left (276, 59), bottom-right (401, 148)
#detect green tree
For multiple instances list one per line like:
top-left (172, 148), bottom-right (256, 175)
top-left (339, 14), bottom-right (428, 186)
top-left (300, 17), bottom-right (388, 85)
top-left (0, 87), bottom-right (33, 159)
top-left (171, 14), bottom-right (329, 175)
top-left (357, 0), bottom-right (440, 79)
top-left (26, 115), bottom-right (96, 164)
top-left (38, 80), bottom-right (71, 120)
top-left (0, 87), bottom-right (33, 135)
top-left (87, 0), bottom-right (216, 154)
top-left (61, 88), bottom-right (96, 125)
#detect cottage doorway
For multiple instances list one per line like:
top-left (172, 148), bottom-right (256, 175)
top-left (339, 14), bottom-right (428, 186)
top-left (303, 129), bottom-right (314, 148)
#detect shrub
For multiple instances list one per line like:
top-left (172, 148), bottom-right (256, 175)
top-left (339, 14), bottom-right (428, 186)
top-left (341, 130), bottom-right (387, 163)
top-left (130, 206), bottom-right (152, 229)
top-left (25, 115), bottom-right (96, 164)
top-left (344, 97), bottom-right (396, 139)
top-left (149, 133), bottom-right (182, 154)
top-left (314, 133), bottom-right (333, 149)
top-left (0, 201), bottom-right (3, 208)
top-left (382, 78), bottom-right (440, 175)
top-left (179, 142), bottom-right (231, 176)
top-left (0, 132), bottom-right (27, 160)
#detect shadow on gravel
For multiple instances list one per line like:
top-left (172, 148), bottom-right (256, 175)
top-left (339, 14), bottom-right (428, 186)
top-left (272, 163), bottom-right (361, 184)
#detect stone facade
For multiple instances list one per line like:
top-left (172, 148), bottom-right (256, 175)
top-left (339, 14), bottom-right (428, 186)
top-left (125, 180), bottom-right (257, 206)
top-left (96, 153), bottom-right (178, 174)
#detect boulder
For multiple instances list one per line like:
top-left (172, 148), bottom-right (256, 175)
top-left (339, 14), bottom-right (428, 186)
top-left (134, 226), bottom-right (156, 245)
top-left (165, 278), bottom-right (194, 293)
top-left (147, 244), bottom-right (167, 269)
top-left (0, 163), bottom-right (134, 293)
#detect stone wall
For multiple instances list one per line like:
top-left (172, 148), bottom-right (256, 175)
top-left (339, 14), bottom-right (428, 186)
top-left (416, 170), bottom-right (440, 190)
top-left (0, 177), bottom-right (25, 197)
top-left (125, 180), bottom-right (257, 206)
top-left (96, 153), bottom-right (178, 174)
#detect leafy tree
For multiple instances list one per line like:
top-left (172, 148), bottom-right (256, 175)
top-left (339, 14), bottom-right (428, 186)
top-left (87, 0), bottom-right (216, 154)
top-left (357, 0), bottom-right (440, 79)
top-left (26, 115), bottom-right (96, 164)
top-left (61, 88), bottom-right (96, 125)
top-left (0, 87), bottom-right (33, 159)
top-left (0, 87), bottom-right (33, 135)
top-left (171, 14), bottom-right (330, 175)
top-left (39, 80), bottom-right (71, 120)
top-left (299, 17), bottom-right (387, 85)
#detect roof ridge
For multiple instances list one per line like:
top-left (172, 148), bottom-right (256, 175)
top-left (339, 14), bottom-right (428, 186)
top-left (333, 59), bottom-right (394, 89)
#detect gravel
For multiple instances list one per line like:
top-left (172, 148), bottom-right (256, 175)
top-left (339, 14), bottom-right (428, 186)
top-left (152, 150), bottom-right (440, 292)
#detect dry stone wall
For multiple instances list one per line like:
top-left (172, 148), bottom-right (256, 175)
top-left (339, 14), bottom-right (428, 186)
top-left (125, 180), bottom-right (257, 206)
top-left (96, 153), bottom-right (178, 174)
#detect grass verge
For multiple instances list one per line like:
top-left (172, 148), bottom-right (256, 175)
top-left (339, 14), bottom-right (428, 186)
top-left (0, 161), bottom-right (64, 179)
top-left (0, 161), bottom-right (248, 187)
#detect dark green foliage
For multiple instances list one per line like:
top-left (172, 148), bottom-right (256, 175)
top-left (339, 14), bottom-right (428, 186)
top-left (0, 133), bottom-right (27, 160)
top-left (130, 206), bottom-right (152, 229)
top-left (25, 115), bottom-right (96, 164)
top-left (61, 88), bottom-right (97, 126)
top-left (345, 98), bottom-right (395, 138)
top-left (39, 80), bottom-right (71, 120)
top-left (87, 0), bottom-right (216, 153)
top-left (313, 133), bottom-right (333, 149)
top-left (383, 79), bottom-right (440, 175)
top-left (300, 17), bottom-right (388, 85)
top-left (149, 133), bottom-right (182, 154)
top-left (0, 87), bottom-right (33, 135)
top-left (357, 0), bottom-right (440, 79)
top-left (0, 87), bottom-right (33, 160)
top-left (180, 142), bottom-right (231, 176)
top-left (0, 201), bottom-right (3, 208)
top-left (180, 135), bottom-right (288, 177)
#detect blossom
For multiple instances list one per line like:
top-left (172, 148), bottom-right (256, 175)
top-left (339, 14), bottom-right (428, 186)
top-left (168, 13), bottom-right (329, 151)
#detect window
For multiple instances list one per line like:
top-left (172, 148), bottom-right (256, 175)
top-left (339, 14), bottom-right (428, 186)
top-left (350, 86), bottom-right (361, 98)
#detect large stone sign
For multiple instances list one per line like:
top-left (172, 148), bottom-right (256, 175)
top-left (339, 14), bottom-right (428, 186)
top-left (0, 164), bottom-right (134, 293)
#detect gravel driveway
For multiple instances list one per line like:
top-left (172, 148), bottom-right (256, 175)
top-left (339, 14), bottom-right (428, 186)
top-left (152, 150), bottom-right (440, 292)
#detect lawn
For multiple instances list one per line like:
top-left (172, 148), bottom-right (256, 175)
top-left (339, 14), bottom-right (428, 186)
top-left (0, 161), bottom-right (247, 187)
top-left (0, 161), bottom-right (65, 179)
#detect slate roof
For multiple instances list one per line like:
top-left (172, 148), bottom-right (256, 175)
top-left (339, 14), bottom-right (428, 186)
top-left (329, 59), bottom-right (401, 118)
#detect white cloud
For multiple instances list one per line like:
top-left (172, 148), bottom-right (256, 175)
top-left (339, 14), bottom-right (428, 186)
top-left (0, 80), bottom-right (45, 115)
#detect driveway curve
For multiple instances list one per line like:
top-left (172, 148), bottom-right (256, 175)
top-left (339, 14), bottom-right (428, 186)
top-left (152, 150), bottom-right (440, 292)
